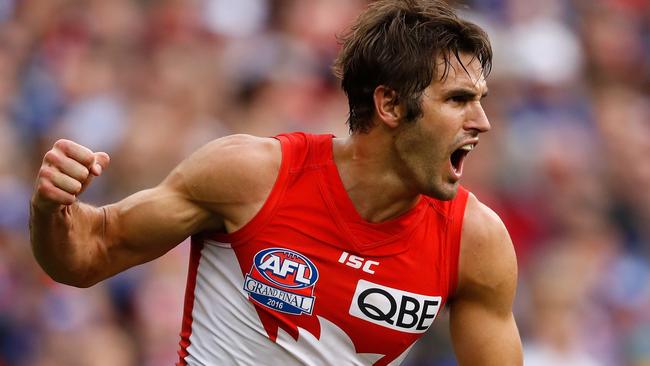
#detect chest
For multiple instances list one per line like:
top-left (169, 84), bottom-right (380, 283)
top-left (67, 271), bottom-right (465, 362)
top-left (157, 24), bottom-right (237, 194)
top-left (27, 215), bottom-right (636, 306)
top-left (222, 215), bottom-right (451, 362)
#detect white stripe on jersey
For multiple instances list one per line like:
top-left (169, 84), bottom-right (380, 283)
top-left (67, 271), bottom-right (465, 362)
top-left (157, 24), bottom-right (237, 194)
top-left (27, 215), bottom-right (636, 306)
top-left (183, 242), bottom-right (405, 365)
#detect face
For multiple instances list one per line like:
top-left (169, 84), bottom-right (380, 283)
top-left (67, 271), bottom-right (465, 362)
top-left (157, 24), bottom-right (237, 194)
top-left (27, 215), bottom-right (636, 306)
top-left (393, 53), bottom-right (491, 200)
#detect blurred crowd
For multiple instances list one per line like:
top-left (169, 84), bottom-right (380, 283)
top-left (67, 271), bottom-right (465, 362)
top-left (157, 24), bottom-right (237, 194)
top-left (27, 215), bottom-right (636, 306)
top-left (0, 0), bottom-right (648, 365)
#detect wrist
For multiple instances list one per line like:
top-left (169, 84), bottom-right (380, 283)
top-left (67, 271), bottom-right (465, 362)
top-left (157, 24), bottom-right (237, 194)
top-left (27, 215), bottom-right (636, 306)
top-left (30, 195), bottom-right (66, 215)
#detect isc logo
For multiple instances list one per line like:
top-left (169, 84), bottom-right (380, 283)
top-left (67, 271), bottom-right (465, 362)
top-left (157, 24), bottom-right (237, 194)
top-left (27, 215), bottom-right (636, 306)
top-left (338, 251), bottom-right (379, 274)
top-left (245, 248), bottom-right (319, 315)
top-left (349, 280), bottom-right (441, 333)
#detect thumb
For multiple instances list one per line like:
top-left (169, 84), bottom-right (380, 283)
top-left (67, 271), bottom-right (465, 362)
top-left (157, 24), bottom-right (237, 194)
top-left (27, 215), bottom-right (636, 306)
top-left (79, 152), bottom-right (110, 195)
top-left (90, 152), bottom-right (110, 176)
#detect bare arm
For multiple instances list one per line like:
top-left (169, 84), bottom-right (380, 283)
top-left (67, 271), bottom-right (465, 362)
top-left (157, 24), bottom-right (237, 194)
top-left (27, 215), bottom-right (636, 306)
top-left (30, 135), bottom-right (280, 287)
top-left (449, 194), bottom-right (523, 365)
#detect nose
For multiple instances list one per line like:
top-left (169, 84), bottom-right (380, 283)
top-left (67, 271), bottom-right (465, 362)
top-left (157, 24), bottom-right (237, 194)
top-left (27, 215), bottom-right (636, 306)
top-left (465, 102), bottom-right (491, 133)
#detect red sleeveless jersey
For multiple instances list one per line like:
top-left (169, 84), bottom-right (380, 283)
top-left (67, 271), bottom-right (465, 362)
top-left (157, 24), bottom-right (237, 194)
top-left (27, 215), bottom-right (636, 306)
top-left (178, 132), bottom-right (469, 365)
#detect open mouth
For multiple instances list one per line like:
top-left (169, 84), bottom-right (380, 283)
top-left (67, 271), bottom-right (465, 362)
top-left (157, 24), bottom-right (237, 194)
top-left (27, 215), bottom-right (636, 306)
top-left (450, 143), bottom-right (475, 176)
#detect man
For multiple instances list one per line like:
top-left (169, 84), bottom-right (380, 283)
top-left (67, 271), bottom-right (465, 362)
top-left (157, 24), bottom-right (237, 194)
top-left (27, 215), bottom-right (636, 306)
top-left (30, 0), bottom-right (523, 365)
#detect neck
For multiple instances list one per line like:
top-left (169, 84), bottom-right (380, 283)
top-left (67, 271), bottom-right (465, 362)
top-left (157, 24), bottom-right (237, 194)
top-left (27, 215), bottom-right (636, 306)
top-left (333, 129), bottom-right (420, 223)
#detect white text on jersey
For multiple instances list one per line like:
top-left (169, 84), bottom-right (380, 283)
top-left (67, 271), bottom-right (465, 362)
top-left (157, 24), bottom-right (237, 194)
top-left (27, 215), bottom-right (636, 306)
top-left (338, 252), bottom-right (380, 274)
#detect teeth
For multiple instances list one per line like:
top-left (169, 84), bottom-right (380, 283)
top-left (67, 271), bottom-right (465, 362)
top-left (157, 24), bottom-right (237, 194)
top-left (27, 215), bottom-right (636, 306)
top-left (459, 144), bottom-right (474, 151)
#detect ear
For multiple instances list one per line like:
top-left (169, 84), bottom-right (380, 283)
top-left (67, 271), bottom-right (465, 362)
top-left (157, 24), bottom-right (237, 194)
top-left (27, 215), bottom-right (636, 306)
top-left (373, 86), bottom-right (404, 128)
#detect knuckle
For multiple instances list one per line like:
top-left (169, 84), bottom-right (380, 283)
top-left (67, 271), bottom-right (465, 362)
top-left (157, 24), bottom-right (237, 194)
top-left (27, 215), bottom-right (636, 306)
top-left (35, 182), bottom-right (48, 196)
top-left (38, 178), bottom-right (53, 190)
top-left (37, 177), bottom-right (54, 193)
top-left (53, 139), bottom-right (70, 150)
top-left (43, 150), bottom-right (59, 164)
top-left (39, 166), bottom-right (53, 179)
top-left (36, 182), bottom-right (57, 200)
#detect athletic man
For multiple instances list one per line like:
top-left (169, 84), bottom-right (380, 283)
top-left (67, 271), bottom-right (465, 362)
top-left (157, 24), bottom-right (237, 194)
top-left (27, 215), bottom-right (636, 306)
top-left (30, 1), bottom-right (523, 364)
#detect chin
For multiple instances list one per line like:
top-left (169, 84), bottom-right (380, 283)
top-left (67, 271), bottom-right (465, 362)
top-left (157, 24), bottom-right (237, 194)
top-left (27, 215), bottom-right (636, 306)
top-left (424, 182), bottom-right (459, 201)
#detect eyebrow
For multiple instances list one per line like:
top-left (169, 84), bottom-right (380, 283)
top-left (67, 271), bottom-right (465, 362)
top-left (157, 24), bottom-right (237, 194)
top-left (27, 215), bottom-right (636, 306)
top-left (442, 87), bottom-right (489, 99)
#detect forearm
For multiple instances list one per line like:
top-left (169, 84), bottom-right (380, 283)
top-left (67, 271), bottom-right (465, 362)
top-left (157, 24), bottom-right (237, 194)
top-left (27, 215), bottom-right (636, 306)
top-left (29, 138), bottom-right (226, 287)
top-left (30, 201), bottom-right (106, 287)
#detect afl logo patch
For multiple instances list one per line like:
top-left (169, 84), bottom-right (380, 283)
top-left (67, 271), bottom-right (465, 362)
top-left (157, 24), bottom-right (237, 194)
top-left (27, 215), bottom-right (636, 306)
top-left (244, 248), bottom-right (319, 315)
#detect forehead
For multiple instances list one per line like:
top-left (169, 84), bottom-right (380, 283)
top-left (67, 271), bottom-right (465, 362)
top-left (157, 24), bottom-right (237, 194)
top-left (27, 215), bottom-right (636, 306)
top-left (431, 53), bottom-right (487, 93)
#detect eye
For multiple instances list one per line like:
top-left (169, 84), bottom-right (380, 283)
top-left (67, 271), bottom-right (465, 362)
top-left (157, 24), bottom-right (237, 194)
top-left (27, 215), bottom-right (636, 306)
top-left (447, 95), bottom-right (469, 104)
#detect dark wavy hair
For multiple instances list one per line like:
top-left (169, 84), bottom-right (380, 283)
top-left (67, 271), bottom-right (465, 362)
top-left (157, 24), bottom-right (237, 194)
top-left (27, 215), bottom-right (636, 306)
top-left (333, 0), bottom-right (492, 133)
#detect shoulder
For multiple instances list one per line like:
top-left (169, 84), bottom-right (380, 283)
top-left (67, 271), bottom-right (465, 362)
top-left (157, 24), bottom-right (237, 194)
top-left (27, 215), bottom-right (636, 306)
top-left (188, 133), bottom-right (280, 165)
top-left (166, 134), bottom-right (282, 211)
top-left (455, 193), bottom-right (517, 305)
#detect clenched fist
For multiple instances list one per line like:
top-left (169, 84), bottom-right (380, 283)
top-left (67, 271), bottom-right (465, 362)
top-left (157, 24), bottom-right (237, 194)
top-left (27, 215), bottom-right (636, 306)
top-left (32, 139), bottom-right (110, 212)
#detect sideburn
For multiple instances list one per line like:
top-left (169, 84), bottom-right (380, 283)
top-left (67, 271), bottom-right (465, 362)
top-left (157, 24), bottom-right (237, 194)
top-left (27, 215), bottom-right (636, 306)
top-left (392, 118), bottom-right (426, 190)
top-left (402, 94), bottom-right (425, 124)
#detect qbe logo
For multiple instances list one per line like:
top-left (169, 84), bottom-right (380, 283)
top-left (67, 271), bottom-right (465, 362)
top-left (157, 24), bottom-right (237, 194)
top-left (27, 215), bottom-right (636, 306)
top-left (349, 280), bottom-right (441, 333)
top-left (244, 248), bottom-right (319, 315)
